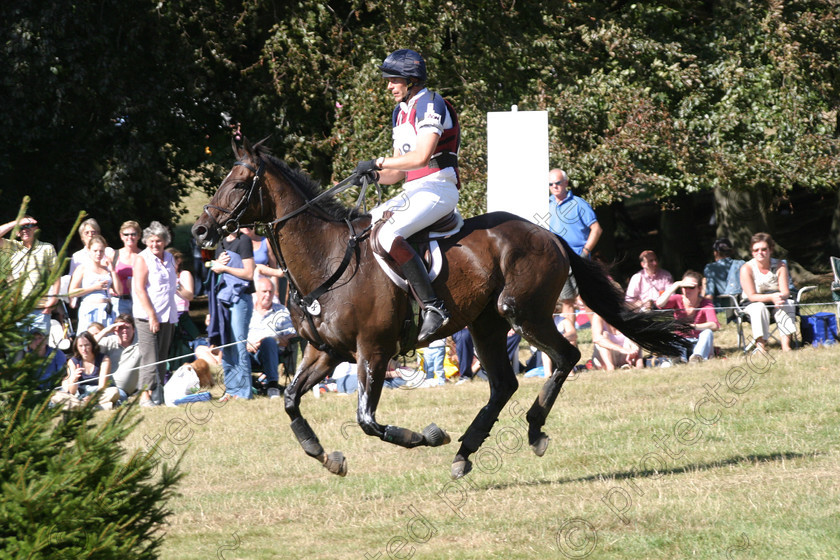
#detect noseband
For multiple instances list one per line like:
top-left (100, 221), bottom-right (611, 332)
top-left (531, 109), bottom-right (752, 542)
top-left (202, 158), bottom-right (266, 237)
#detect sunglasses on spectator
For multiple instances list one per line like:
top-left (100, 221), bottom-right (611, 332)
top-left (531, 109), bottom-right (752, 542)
top-left (548, 181), bottom-right (564, 187)
top-left (20, 224), bottom-right (37, 230)
top-left (121, 231), bottom-right (138, 237)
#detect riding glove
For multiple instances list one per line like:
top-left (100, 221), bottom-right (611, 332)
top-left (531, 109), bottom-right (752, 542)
top-left (353, 159), bottom-right (380, 182)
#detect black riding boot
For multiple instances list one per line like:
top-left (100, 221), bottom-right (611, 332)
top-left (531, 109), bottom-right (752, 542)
top-left (399, 251), bottom-right (450, 342)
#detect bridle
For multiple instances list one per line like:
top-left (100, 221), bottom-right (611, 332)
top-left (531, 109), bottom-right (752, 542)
top-left (203, 151), bottom-right (381, 356)
top-left (201, 158), bottom-right (267, 236)
top-left (203, 153), bottom-right (377, 236)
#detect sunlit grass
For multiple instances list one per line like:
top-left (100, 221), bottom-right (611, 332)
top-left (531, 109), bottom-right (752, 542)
top-left (118, 318), bottom-right (840, 559)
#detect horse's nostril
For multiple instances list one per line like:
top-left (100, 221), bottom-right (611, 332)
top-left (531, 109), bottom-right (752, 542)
top-left (193, 225), bottom-right (207, 237)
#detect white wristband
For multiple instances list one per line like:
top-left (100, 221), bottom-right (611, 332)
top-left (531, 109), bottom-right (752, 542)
top-left (375, 156), bottom-right (385, 170)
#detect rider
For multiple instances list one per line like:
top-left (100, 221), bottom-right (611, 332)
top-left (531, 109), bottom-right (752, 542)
top-left (354, 48), bottom-right (461, 343)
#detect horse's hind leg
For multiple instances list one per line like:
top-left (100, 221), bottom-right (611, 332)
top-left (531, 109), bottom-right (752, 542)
top-left (451, 311), bottom-right (519, 479)
top-left (515, 316), bottom-right (581, 457)
top-left (283, 344), bottom-right (347, 475)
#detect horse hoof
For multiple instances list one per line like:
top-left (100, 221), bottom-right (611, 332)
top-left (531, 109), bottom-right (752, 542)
top-left (422, 423), bottom-right (451, 447)
top-left (451, 459), bottom-right (472, 480)
top-left (530, 432), bottom-right (550, 457)
top-left (324, 451), bottom-right (348, 477)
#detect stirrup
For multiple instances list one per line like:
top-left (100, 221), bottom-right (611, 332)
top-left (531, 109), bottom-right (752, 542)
top-left (419, 303), bottom-right (450, 341)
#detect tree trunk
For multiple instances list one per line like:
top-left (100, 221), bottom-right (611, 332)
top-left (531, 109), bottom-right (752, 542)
top-left (713, 187), bottom-right (771, 261)
top-left (660, 193), bottom-right (705, 278)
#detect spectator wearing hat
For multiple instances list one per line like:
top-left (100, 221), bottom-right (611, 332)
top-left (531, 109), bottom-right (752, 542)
top-left (703, 237), bottom-right (745, 311)
top-left (0, 216), bottom-right (61, 333)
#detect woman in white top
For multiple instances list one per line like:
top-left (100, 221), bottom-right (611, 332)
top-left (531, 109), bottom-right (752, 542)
top-left (132, 221), bottom-right (178, 406)
top-left (69, 235), bottom-right (120, 333)
top-left (739, 232), bottom-right (797, 352)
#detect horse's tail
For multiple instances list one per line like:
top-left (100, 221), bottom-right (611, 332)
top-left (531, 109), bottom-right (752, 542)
top-left (556, 235), bottom-right (691, 357)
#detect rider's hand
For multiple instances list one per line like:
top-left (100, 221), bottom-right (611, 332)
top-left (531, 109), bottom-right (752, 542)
top-left (353, 160), bottom-right (380, 182)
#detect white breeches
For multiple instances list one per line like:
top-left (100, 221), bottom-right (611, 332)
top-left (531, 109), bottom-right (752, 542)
top-left (369, 176), bottom-right (459, 253)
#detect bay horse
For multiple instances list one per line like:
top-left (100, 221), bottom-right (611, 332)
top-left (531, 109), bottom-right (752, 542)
top-left (192, 139), bottom-right (689, 479)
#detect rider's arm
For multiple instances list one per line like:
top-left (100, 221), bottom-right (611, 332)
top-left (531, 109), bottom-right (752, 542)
top-left (376, 132), bottom-right (440, 184)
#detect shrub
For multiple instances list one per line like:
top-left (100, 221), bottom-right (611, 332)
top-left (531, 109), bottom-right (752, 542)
top-left (0, 200), bottom-right (183, 559)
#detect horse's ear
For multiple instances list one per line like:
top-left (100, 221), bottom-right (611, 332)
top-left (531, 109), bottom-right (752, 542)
top-left (231, 136), bottom-right (242, 159)
top-left (253, 135), bottom-right (272, 154)
top-left (242, 135), bottom-right (254, 156)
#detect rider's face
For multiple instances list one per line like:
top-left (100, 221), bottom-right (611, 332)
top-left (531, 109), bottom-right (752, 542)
top-left (386, 77), bottom-right (410, 102)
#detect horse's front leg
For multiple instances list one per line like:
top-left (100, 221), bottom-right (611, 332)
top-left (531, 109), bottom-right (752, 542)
top-left (283, 344), bottom-right (347, 476)
top-left (355, 352), bottom-right (451, 450)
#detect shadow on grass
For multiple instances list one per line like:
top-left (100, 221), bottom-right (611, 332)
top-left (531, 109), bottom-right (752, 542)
top-left (486, 450), bottom-right (820, 490)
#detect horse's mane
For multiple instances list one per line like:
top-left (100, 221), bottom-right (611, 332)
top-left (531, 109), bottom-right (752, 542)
top-left (254, 145), bottom-right (367, 222)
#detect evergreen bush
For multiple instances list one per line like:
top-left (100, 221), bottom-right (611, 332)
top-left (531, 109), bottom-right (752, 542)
top-left (0, 199), bottom-right (183, 559)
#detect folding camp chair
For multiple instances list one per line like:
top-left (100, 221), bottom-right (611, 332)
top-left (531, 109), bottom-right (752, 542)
top-left (831, 256), bottom-right (840, 321)
top-left (720, 260), bottom-right (816, 352)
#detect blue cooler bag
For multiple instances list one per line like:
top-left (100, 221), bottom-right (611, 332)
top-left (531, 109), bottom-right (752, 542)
top-left (800, 312), bottom-right (838, 347)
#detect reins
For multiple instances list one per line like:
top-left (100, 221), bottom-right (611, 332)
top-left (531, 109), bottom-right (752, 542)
top-left (228, 155), bottom-right (381, 355)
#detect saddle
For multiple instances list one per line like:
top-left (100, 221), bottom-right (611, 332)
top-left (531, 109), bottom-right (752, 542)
top-left (370, 210), bottom-right (464, 292)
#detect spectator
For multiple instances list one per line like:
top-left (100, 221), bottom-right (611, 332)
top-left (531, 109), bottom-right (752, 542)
top-left (93, 313), bottom-right (141, 400)
top-left (547, 168), bottom-right (602, 346)
top-left (452, 328), bottom-right (474, 381)
top-left (14, 327), bottom-right (67, 390)
top-left (163, 359), bottom-right (214, 407)
top-left (209, 229), bottom-right (255, 401)
top-left (69, 234), bottom-right (120, 333)
top-left (112, 220), bottom-right (142, 316)
top-left (50, 331), bottom-right (120, 410)
top-left (625, 250), bottom-right (673, 311)
top-left (739, 232), bottom-right (797, 352)
top-left (247, 277), bottom-right (296, 399)
top-left (421, 338), bottom-right (447, 386)
top-left (242, 226), bottom-right (287, 305)
top-left (167, 248), bottom-right (195, 317)
top-left (656, 270), bottom-right (720, 362)
top-left (703, 237), bottom-right (745, 310)
top-left (589, 309), bottom-right (643, 370)
top-left (540, 302), bottom-right (576, 378)
top-left (0, 215), bottom-right (60, 333)
top-left (69, 218), bottom-right (115, 277)
top-left (132, 221), bottom-right (178, 406)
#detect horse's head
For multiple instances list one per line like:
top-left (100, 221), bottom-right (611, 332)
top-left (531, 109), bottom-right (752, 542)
top-left (192, 137), bottom-right (267, 249)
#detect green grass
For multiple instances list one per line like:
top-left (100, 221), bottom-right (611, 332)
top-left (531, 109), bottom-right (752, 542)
top-left (117, 318), bottom-right (840, 559)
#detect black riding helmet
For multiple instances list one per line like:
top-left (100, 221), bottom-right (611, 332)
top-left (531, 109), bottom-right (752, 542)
top-left (379, 49), bottom-right (427, 85)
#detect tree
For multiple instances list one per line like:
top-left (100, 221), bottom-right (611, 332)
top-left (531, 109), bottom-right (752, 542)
top-left (0, 199), bottom-right (183, 558)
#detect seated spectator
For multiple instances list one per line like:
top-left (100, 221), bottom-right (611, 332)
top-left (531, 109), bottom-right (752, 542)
top-left (703, 237), bottom-right (745, 310)
top-left (14, 328), bottom-right (68, 390)
top-left (625, 250), bottom-right (673, 311)
top-left (656, 270), bottom-right (720, 362)
top-left (51, 332), bottom-right (120, 410)
top-left (540, 303), bottom-right (577, 378)
top-left (163, 359), bottom-right (214, 406)
top-left (739, 232), bottom-right (796, 352)
top-left (589, 309), bottom-right (643, 370)
top-left (69, 234), bottom-right (120, 333)
top-left (93, 313), bottom-right (141, 400)
top-left (247, 277), bottom-right (296, 399)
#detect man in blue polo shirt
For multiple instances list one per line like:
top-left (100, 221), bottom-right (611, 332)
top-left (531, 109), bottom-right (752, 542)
top-left (547, 168), bottom-right (602, 349)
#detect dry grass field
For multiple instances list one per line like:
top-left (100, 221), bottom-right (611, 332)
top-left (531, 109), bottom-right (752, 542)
top-left (114, 307), bottom-right (840, 560)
